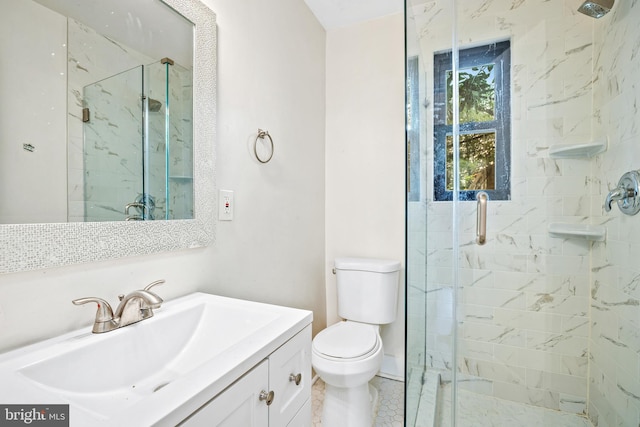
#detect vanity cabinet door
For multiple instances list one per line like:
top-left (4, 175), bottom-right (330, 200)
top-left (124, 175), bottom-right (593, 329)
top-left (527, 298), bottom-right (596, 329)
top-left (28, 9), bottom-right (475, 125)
top-left (286, 398), bottom-right (311, 427)
top-left (268, 325), bottom-right (311, 426)
top-left (179, 360), bottom-right (269, 427)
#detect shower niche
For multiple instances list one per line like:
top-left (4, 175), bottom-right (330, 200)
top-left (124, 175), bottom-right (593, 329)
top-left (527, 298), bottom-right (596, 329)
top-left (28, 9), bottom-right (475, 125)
top-left (81, 59), bottom-right (193, 222)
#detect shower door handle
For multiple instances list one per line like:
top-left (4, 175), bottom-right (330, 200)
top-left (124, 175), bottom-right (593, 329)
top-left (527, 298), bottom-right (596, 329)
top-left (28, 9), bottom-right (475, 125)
top-left (476, 192), bottom-right (488, 245)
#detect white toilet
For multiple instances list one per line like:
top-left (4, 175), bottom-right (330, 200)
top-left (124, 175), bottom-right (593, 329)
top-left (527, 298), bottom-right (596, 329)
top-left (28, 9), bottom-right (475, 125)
top-left (312, 257), bottom-right (400, 427)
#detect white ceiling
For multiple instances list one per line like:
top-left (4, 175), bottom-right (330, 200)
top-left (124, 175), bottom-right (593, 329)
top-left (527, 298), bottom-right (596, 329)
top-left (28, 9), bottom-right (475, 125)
top-left (304, 0), bottom-right (403, 30)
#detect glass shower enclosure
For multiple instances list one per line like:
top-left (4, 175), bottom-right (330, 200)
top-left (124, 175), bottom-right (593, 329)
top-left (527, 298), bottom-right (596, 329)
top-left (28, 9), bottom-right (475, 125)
top-left (82, 59), bottom-right (193, 222)
top-left (406, 0), bottom-right (640, 426)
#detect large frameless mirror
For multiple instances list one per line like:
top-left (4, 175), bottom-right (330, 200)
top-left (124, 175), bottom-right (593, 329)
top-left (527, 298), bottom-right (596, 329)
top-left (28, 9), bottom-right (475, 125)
top-left (1, 0), bottom-right (195, 223)
top-left (0, 0), bottom-right (216, 273)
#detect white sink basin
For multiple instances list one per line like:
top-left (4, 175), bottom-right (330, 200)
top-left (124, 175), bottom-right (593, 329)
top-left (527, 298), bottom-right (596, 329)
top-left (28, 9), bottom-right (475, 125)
top-left (0, 292), bottom-right (312, 426)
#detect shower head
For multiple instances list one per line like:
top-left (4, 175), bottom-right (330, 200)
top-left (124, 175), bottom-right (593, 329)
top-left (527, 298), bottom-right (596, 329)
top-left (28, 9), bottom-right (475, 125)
top-left (577, 0), bottom-right (614, 18)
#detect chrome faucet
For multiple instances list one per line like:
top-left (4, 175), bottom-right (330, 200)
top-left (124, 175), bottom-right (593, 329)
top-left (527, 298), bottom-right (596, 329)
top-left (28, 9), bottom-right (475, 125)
top-left (125, 202), bottom-right (149, 221)
top-left (125, 194), bottom-right (156, 221)
top-left (73, 280), bottom-right (165, 333)
top-left (124, 202), bottom-right (147, 215)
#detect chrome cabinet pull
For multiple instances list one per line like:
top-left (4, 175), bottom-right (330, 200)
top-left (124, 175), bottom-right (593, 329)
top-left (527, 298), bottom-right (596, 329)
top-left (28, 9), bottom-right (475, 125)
top-left (476, 192), bottom-right (488, 245)
top-left (289, 373), bottom-right (302, 386)
top-left (259, 390), bottom-right (275, 406)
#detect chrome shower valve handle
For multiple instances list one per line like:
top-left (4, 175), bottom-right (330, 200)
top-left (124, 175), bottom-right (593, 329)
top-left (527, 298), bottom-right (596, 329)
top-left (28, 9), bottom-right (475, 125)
top-left (604, 170), bottom-right (640, 215)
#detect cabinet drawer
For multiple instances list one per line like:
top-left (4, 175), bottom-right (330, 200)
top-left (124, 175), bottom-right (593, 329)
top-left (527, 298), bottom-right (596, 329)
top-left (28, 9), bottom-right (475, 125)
top-left (269, 325), bottom-right (312, 426)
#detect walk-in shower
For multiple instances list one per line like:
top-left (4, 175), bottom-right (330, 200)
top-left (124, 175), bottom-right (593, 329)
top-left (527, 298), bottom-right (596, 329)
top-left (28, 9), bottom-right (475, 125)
top-left (82, 58), bottom-right (193, 222)
top-left (405, 0), bottom-right (639, 425)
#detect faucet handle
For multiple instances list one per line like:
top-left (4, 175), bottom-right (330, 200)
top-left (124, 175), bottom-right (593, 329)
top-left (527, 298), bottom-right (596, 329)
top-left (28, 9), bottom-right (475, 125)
top-left (72, 297), bottom-right (114, 321)
top-left (144, 279), bottom-right (165, 292)
top-left (72, 297), bottom-right (116, 333)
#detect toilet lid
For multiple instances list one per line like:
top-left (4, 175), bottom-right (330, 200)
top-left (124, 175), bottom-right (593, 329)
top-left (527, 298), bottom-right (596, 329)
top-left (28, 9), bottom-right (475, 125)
top-left (313, 322), bottom-right (378, 359)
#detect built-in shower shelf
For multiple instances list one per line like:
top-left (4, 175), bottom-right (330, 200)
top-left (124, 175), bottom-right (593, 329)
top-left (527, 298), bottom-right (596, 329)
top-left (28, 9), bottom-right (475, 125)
top-left (169, 176), bottom-right (193, 180)
top-left (548, 223), bottom-right (606, 241)
top-left (548, 141), bottom-right (607, 159)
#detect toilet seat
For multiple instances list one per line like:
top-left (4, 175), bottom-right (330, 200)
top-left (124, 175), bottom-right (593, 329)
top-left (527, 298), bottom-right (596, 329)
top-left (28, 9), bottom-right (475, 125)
top-left (313, 322), bottom-right (380, 361)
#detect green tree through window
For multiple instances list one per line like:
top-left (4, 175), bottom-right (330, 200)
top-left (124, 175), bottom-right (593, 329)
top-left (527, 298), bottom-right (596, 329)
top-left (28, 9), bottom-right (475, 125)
top-left (433, 41), bottom-right (511, 201)
top-left (447, 64), bottom-right (495, 125)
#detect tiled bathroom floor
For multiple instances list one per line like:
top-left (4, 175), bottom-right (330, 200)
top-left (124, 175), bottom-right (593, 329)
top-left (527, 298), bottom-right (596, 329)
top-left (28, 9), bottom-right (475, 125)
top-left (311, 376), bottom-right (404, 426)
top-left (312, 374), bottom-right (592, 427)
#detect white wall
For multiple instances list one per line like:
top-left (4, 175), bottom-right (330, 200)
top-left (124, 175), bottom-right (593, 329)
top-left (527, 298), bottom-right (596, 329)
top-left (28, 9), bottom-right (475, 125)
top-left (203, 0), bottom-right (327, 336)
top-left (0, 1), bottom-right (67, 224)
top-left (325, 14), bottom-right (406, 368)
top-left (0, 0), bottom-right (327, 353)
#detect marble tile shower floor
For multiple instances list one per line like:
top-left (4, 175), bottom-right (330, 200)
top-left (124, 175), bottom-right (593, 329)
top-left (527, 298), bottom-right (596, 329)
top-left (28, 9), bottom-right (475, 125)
top-left (433, 382), bottom-right (593, 427)
top-left (311, 376), bottom-right (404, 426)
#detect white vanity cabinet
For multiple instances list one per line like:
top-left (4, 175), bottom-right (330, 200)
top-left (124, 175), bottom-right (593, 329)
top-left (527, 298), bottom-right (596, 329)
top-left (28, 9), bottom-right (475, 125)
top-left (0, 293), bottom-right (313, 427)
top-left (180, 325), bottom-right (311, 426)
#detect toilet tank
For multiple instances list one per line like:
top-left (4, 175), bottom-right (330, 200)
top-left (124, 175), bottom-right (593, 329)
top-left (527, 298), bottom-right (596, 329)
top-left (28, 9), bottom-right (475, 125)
top-left (335, 257), bottom-right (401, 325)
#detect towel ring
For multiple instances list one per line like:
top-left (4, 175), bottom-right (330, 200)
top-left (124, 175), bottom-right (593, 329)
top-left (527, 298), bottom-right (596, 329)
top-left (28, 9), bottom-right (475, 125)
top-left (254, 129), bottom-right (274, 163)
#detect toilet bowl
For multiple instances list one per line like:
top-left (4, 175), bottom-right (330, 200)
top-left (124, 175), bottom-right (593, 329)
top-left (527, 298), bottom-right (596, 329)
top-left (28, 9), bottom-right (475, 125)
top-left (312, 257), bottom-right (400, 427)
top-left (312, 321), bottom-right (383, 427)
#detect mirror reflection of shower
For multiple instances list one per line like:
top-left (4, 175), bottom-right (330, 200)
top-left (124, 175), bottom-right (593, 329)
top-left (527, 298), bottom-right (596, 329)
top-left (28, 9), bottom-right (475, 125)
top-left (81, 57), bottom-right (193, 222)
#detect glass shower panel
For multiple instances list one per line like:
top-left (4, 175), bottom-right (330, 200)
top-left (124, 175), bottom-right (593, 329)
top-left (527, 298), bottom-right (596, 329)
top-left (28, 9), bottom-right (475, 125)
top-left (405, 53), bottom-right (427, 427)
top-left (405, 0), bottom-right (456, 425)
top-left (82, 66), bottom-right (143, 222)
top-left (452, 1), bottom-right (593, 426)
top-left (166, 61), bottom-right (193, 220)
top-left (144, 60), bottom-right (193, 220)
top-left (145, 61), bottom-right (168, 220)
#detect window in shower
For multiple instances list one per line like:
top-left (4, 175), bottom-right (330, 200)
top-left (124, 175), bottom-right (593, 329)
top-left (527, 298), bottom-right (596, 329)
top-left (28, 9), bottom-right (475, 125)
top-left (433, 40), bottom-right (511, 201)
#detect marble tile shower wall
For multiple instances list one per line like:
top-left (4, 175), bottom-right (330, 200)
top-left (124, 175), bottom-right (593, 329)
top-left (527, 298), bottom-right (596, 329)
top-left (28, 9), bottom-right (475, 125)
top-left (167, 69), bottom-right (194, 220)
top-left (410, 0), bottom-right (597, 415)
top-left (590, 2), bottom-right (640, 426)
top-left (67, 19), bottom-right (154, 221)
